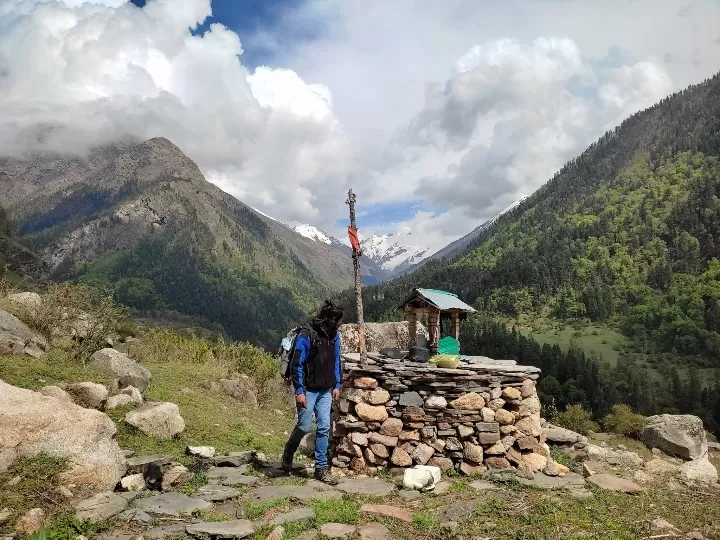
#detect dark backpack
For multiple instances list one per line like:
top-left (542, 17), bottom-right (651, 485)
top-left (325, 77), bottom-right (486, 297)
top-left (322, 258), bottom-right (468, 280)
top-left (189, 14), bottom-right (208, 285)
top-left (278, 325), bottom-right (317, 382)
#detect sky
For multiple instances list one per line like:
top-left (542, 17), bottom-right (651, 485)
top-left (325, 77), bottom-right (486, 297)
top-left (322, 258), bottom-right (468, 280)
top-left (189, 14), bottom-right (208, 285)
top-left (1, 0), bottom-right (719, 255)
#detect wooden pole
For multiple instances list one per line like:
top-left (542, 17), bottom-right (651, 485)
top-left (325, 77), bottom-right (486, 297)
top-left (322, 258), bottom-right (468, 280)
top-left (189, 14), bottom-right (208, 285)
top-left (346, 189), bottom-right (367, 363)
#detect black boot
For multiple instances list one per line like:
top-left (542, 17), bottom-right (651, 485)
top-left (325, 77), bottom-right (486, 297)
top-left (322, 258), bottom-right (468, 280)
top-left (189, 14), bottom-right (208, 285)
top-left (281, 444), bottom-right (294, 474)
top-left (314, 466), bottom-right (339, 486)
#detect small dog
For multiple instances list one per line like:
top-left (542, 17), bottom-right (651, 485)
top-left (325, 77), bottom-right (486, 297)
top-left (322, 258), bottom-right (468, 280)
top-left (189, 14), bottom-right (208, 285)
top-left (143, 462), bottom-right (164, 491)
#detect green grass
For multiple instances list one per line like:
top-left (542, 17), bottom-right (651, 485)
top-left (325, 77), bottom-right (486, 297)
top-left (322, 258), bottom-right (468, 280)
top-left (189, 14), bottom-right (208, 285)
top-left (412, 512), bottom-right (440, 532)
top-left (308, 498), bottom-right (360, 525)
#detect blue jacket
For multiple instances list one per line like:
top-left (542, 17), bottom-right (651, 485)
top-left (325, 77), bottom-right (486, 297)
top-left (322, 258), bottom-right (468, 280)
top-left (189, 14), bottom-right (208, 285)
top-left (291, 331), bottom-right (342, 395)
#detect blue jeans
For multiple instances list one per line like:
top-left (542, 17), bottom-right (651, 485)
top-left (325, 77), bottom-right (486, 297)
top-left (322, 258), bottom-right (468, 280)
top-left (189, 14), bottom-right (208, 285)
top-left (286, 388), bottom-right (332, 468)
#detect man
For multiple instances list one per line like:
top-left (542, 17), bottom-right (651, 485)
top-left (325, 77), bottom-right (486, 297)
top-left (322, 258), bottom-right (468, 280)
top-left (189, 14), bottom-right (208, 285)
top-left (282, 300), bottom-right (344, 484)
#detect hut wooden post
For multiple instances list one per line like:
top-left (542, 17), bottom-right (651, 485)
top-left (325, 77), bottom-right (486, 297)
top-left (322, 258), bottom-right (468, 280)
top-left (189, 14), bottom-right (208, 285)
top-left (451, 312), bottom-right (461, 342)
top-left (428, 308), bottom-right (440, 356)
top-left (407, 310), bottom-right (417, 349)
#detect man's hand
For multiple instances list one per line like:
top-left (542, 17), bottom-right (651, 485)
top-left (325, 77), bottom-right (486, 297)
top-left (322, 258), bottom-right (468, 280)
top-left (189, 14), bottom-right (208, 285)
top-left (332, 389), bottom-right (340, 401)
top-left (295, 393), bottom-right (307, 408)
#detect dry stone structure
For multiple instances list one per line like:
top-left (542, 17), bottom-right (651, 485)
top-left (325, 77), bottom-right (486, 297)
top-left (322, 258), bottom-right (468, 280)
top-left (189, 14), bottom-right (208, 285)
top-left (331, 352), bottom-right (561, 477)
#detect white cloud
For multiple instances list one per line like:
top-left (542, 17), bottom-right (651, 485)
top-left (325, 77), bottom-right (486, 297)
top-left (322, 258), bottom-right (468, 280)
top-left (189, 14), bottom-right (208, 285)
top-left (1, 0), bottom-right (718, 256)
top-left (0, 0), bottom-right (353, 224)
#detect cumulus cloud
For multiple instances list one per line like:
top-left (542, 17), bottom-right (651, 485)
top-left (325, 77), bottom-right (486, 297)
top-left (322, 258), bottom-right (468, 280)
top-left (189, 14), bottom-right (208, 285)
top-left (0, 0), bottom-right (353, 223)
top-left (2, 0), bottom-right (718, 256)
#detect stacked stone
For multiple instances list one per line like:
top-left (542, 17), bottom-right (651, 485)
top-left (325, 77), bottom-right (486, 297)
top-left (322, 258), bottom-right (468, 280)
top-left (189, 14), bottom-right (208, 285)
top-left (331, 353), bottom-right (560, 478)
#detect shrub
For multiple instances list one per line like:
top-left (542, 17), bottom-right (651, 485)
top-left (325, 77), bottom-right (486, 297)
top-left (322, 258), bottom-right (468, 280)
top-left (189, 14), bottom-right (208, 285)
top-left (601, 404), bottom-right (647, 437)
top-left (1, 282), bottom-right (131, 362)
top-left (554, 404), bottom-right (600, 435)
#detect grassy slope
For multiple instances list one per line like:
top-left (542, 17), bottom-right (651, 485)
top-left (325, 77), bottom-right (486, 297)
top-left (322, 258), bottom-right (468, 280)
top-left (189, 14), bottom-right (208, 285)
top-left (4, 347), bottom-right (720, 539)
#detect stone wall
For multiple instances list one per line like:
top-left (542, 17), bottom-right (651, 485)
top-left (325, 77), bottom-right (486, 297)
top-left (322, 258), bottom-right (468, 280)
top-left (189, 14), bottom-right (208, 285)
top-left (331, 353), bottom-right (563, 478)
top-left (338, 322), bottom-right (428, 355)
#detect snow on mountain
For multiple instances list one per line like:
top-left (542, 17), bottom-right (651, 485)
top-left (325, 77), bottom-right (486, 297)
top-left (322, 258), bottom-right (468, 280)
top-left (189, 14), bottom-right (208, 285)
top-left (359, 228), bottom-right (430, 273)
top-left (288, 223), bottom-right (333, 245)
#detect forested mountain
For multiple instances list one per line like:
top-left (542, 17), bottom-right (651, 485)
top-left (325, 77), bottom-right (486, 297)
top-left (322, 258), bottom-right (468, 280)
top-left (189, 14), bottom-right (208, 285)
top-left (0, 138), bottom-right (353, 346)
top-left (0, 204), bottom-right (41, 278)
top-left (349, 73), bottom-right (720, 362)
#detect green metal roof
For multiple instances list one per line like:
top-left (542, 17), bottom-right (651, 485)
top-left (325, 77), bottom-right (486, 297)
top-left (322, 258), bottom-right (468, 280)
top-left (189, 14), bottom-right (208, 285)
top-left (399, 287), bottom-right (477, 312)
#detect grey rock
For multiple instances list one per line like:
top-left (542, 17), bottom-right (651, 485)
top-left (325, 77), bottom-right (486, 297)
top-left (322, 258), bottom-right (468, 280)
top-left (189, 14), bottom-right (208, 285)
top-left (65, 382), bottom-right (108, 410)
top-left (125, 454), bottom-right (173, 473)
top-left (336, 477), bottom-right (395, 497)
top-left (320, 523), bottom-right (356, 538)
top-left (74, 492), bottom-right (129, 522)
top-left (134, 492), bottom-right (213, 516)
top-left (296, 531), bottom-right (318, 540)
top-left (213, 451), bottom-right (255, 467)
top-left (270, 507), bottom-right (316, 525)
top-left (186, 520), bottom-right (255, 539)
top-left (641, 415), bottom-right (708, 461)
top-left (37, 386), bottom-right (73, 402)
top-left (398, 392), bottom-right (424, 407)
top-left (543, 425), bottom-right (583, 444)
top-left (0, 309), bottom-right (47, 358)
top-left (195, 485), bottom-right (242, 502)
top-left (468, 480), bottom-right (501, 491)
top-left (251, 485), bottom-right (341, 503)
top-left (400, 490), bottom-right (422, 501)
top-left (424, 395), bottom-right (447, 409)
top-left (90, 348), bottom-right (151, 392)
top-left (680, 458), bottom-right (718, 484)
top-left (125, 402), bottom-right (185, 438)
top-left (517, 472), bottom-right (586, 490)
top-left (434, 500), bottom-right (482, 525)
top-left (118, 508), bottom-right (153, 524)
top-left (145, 524), bottom-right (189, 539)
top-left (186, 445), bottom-right (216, 458)
top-left (143, 523), bottom-right (187, 540)
top-left (358, 522), bottom-right (391, 540)
top-left (206, 467), bottom-right (259, 486)
top-left (106, 394), bottom-right (134, 410)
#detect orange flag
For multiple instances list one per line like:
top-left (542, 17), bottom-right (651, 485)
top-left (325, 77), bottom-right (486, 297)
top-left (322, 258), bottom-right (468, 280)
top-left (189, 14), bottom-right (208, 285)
top-left (348, 226), bottom-right (361, 252)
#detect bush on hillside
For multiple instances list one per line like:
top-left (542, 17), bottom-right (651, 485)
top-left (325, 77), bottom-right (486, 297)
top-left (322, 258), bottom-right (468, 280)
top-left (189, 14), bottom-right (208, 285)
top-left (1, 282), bottom-right (131, 362)
top-left (601, 404), bottom-right (647, 437)
top-left (127, 329), bottom-right (278, 400)
top-left (554, 404), bottom-right (600, 435)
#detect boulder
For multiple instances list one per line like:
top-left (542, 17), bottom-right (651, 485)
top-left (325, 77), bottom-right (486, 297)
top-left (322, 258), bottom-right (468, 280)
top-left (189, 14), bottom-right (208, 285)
top-left (65, 382), bottom-right (108, 410)
top-left (211, 377), bottom-right (258, 407)
top-left (15, 508), bottom-right (45, 534)
top-left (543, 425), bottom-right (585, 445)
top-left (0, 379), bottom-right (126, 491)
top-left (162, 465), bottom-right (193, 491)
top-left (125, 402), bottom-right (185, 438)
top-left (339, 321), bottom-right (428, 354)
top-left (37, 386), bottom-right (73, 403)
top-left (89, 348), bottom-right (152, 393)
top-left (121, 386), bottom-right (144, 404)
top-left (640, 415), bottom-right (708, 460)
top-left (680, 458), bottom-right (718, 484)
top-left (106, 394), bottom-right (134, 409)
top-left (0, 309), bottom-right (47, 358)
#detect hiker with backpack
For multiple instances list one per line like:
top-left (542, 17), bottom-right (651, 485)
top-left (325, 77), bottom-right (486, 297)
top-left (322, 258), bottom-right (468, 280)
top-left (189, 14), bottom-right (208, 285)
top-left (280, 299), bottom-right (344, 485)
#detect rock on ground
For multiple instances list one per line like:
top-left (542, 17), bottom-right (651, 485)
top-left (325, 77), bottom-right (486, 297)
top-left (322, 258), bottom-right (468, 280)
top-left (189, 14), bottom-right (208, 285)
top-left (74, 492), bottom-right (129, 522)
top-left (15, 508), bottom-right (44, 534)
top-left (65, 382), bottom-right (108, 410)
top-left (339, 321), bottom-right (428, 354)
top-left (335, 478), bottom-right (395, 497)
top-left (187, 446), bottom-right (215, 458)
top-left (186, 520), bottom-right (255, 539)
top-left (106, 394), bottom-right (134, 409)
top-left (0, 379), bottom-right (126, 490)
top-left (0, 309), bottom-right (47, 358)
top-left (37, 386), bottom-right (73, 402)
top-left (543, 425), bottom-right (586, 445)
top-left (586, 474), bottom-right (644, 494)
top-left (90, 348), bottom-right (152, 393)
top-left (358, 523), bottom-right (390, 540)
top-left (161, 465), bottom-right (192, 491)
top-left (125, 402), bottom-right (185, 438)
top-left (640, 415), bottom-right (708, 460)
top-left (120, 473), bottom-right (146, 491)
top-left (680, 458), bottom-right (718, 484)
top-left (211, 377), bottom-right (258, 407)
top-left (320, 523), bottom-right (356, 539)
top-left (403, 465), bottom-right (441, 492)
top-left (134, 492), bottom-right (213, 516)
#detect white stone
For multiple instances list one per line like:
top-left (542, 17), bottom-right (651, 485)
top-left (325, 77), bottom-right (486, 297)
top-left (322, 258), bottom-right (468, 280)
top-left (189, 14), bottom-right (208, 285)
top-left (120, 473), bottom-right (146, 491)
top-left (187, 446), bottom-right (216, 458)
top-left (403, 465), bottom-right (441, 492)
top-left (125, 402), bottom-right (185, 438)
top-left (424, 395), bottom-right (447, 409)
top-left (680, 458), bottom-right (718, 484)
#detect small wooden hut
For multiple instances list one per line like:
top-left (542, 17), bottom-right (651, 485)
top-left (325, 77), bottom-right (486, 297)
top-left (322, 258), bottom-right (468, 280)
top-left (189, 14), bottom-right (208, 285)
top-left (398, 288), bottom-right (476, 355)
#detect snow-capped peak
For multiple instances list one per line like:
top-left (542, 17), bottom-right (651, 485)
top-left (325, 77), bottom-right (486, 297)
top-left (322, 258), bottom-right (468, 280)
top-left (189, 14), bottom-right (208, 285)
top-left (360, 231), bottom-right (430, 272)
top-left (289, 223), bottom-right (333, 245)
